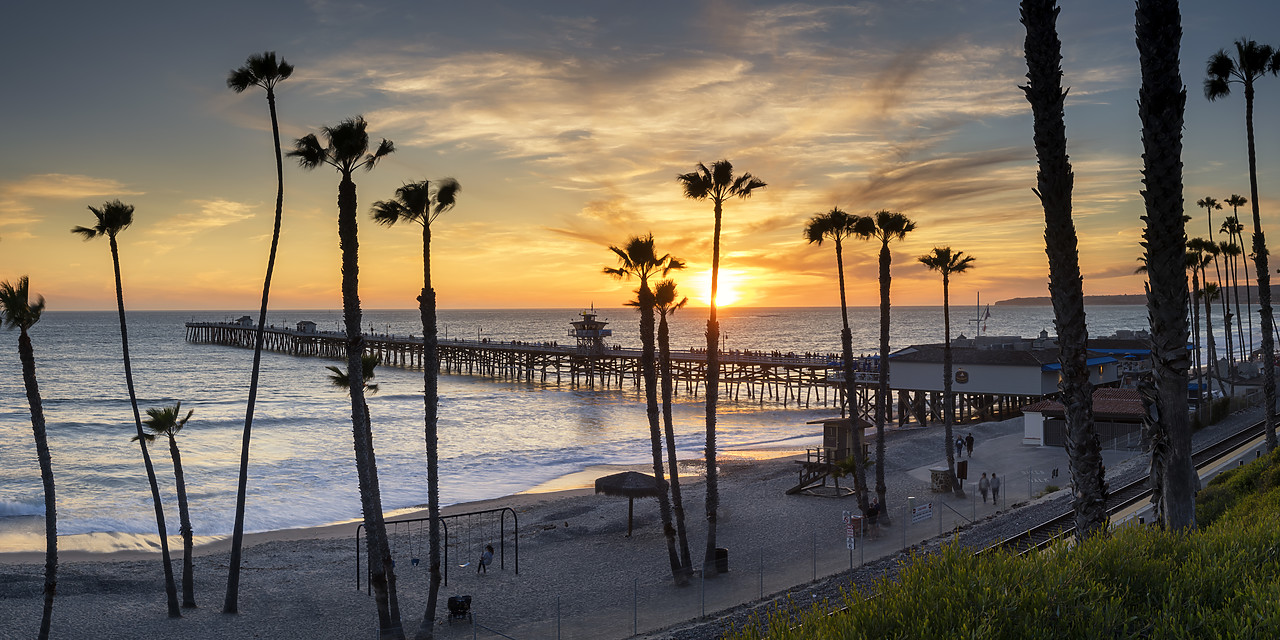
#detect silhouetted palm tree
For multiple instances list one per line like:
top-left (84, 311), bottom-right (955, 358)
top-left (1219, 239), bottom-right (1244, 364)
top-left (653, 278), bottom-right (693, 575)
top-left (223, 51), bottom-right (293, 615)
top-left (72, 201), bottom-right (181, 617)
top-left (371, 178), bottom-right (460, 639)
top-left (676, 160), bottom-right (765, 574)
top-left (136, 403), bottom-right (197, 609)
top-left (1198, 197), bottom-right (1234, 375)
top-left (1224, 195), bottom-right (1253, 355)
top-left (0, 277), bottom-right (56, 639)
top-left (917, 247), bottom-right (975, 498)
top-left (1206, 38), bottom-right (1279, 451)
top-left (606, 234), bottom-right (687, 584)
top-left (804, 207), bottom-right (873, 511)
top-left (1137, 0), bottom-right (1195, 529)
top-left (1188, 240), bottom-right (1226, 398)
top-left (289, 116), bottom-right (403, 638)
top-left (853, 209), bottom-right (915, 519)
top-left (326, 353), bottom-right (382, 394)
top-left (1022, 0), bottom-right (1106, 537)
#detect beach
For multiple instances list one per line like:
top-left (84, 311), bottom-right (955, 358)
top-left (0, 412), bottom-right (1161, 640)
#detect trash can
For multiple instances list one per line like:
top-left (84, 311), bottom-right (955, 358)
top-left (714, 547), bottom-right (729, 573)
top-left (957, 460), bottom-right (968, 480)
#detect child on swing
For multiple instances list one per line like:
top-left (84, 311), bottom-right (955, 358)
top-left (477, 544), bottom-right (494, 574)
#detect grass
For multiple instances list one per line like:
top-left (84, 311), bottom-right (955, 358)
top-left (732, 449), bottom-right (1280, 639)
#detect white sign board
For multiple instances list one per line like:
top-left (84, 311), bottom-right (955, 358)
top-left (911, 502), bottom-right (933, 523)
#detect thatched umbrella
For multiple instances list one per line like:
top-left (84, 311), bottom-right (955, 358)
top-left (594, 471), bottom-right (662, 536)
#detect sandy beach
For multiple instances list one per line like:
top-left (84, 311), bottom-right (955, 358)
top-left (0, 415), bottom-right (1128, 639)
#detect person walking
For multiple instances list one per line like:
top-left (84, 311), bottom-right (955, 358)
top-left (978, 472), bottom-right (990, 504)
top-left (955, 436), bottom-right (964, 458)
top-left (965, 433), bottom-right (974, 457)
top-left (990, 472), bottom-right (1001, 505)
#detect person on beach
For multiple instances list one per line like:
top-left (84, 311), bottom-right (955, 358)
top-left (965, 433), bottom-right (974, 457)
top-left (955, 437), bottom-right (964, 458)
top-left (478, 544), bottom-right (494, 574)
top-left (991, 473), bottom-right (1001, 504)
top-left (978, 472), bottom-right (990, 503)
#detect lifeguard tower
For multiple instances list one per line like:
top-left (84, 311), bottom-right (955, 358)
top-left (787, 416), bottom-right (870, 497)
top-left (569, 307), bottom-right (612, 356)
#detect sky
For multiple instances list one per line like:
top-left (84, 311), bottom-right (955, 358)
top-left (1, 0), bottom-right (1278, 311)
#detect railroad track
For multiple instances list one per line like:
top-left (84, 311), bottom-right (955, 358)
top-left (989, 419), bottom-right (1268, 555)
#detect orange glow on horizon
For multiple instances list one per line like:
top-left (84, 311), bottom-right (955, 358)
top-left (697, 269), bottom-right (744, 307)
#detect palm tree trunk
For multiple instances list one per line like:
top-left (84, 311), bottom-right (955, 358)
top-left (416, 222), bottom-right (443, 640)
top-left (168, 434), bottom-right (196, 608)
top-left (1022, 0), bottom-right (1105, 537)
top-left (19, 329), bottom-right (56, 640)
top-left (835, 242), bottom-right (870, 512)
top-left (338, 175), bottom-right (403, 639)
top-left (1136, 0), bottom-right (1195, 530)
top-left (1231, 247), bottom-right (1246, 363)
top-left (1241, 226), bottom-right (1255, 357)
top-left (639, 286), bottom-right (684, 585)
top-left (1214, 255), bottom-right (1235, 377)
top-left (1190, 272), bottom-right (1204, 423)
top-left (110, 236), bottom-right (181, 618)
top-left (1203, 278), bottom-right (1227, 398)
top-left (225, 84), bottom-right (286, 616)
top-left (941, 272), bottom-right (964, 497)
top-left (659, 312), bottom-right (693, 578)
top-left (703, 200), bottom-right (722, 575)
top-left (1244, 80), bottom-right (1278, 451)
top-left (874, 242), bottom-right (892, 521)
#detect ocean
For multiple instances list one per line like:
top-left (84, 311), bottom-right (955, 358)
top-left (0, 304), bottom-right (1164, 552)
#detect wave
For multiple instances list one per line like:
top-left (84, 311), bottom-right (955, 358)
top-left (0, 499), bottom-right (44, 517)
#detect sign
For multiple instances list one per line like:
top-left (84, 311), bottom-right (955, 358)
top-left (843, 510), bottom-right (862, 549)
top-left (911, 502), bottom-right (933, 523)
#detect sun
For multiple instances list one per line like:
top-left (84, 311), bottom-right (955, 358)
top-left (697, 269), bottom-right (743, 307)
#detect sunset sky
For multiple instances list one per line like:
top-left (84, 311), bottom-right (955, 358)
top-left (2, 0), bottom-right (1278, 310)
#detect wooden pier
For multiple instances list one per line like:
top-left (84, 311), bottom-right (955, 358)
top-left (184, 321), bottom-right (870, 409)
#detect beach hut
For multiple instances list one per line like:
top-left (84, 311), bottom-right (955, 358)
top-left (296, 320), bottom-right (317, 334)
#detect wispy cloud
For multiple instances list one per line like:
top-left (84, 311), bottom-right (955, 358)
top-left (0, 174), bottom-right (141, 225)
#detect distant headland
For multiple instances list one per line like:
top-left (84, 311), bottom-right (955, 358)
top-left (997, 286), bottom-right (1280, 307)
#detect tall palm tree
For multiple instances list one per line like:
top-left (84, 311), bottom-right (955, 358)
top-left (917, 247), bottom-right (976, 498)
top-left (606, 234), bottom-right (687, 585)
top-left (1198, 197), bottom-right (1234, 375)
top-left (289, 116), bottom-right (403, 638)
top-left (136, 403), bottom-right (197, 609)
top-left (0, 277), bottom-right (56, 639)
top-left (1219, 238), bottom-right (1244, 364)
top-left (1137, 0), bottom-right (1195, 530)
top-left (1188, 240), bottom-right (1227, 398)
top-left (853, 210), bottom-right (915, 519)
top-left (803, 208), bottom-right (873, 511)
top-left (653, 278), bottom-right (694, 575)
top-left (223, 51), bottom-right (293, 615)
top-left (676, 160), bottom-right (765, 574)
top-left (72, 201), bottom-right (181, 617)
top-left (370, 177), bottom-right (460, 640)
top-left (1021, 0), bottom-right (1106, 537)
top-left (1224, 195), bottom-right (1253, 356)
top-left (1206, 38), bottom-right (1279, 451)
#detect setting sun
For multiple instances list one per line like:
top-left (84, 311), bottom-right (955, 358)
top-left (697, 269), bottom-right (744, 307)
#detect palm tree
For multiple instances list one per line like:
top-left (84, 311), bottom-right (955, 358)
top-left (1219, 239), bottom-right (1244, 365)
top-left (853, 210), bottom-right (915, 519)
top-left (1206, 38), bottom-right (1279, 452)
top-left (223, 51), bottom-right (293, 615)
top-left (917, 247), bottom-right (976, 498)
top-left (0, 277), bottom-right (56, 639)
top-left (326, 353), bottom-right (381, 393)
top-left (606, 234), bottom-right (687, 585)
top-left (289, 116), bottom-right (403, 638)
top-left (1188, 238), bottom-right (1227, 397)
top-left (1224, 195), bottom-right (1253, 356)
top-left (1198, 197), bottom-right (1235, 376)
top-left (136, 403), bottom-right (197, 609)
top-left (1137, 0), bottom-right (1195, 530)
top-left (676, 160), bottom-right (765, 574)
top-left (1021, 0), bottom-right (1106, 537)
top-left (653, 278), bottom-right (694, 575)
top-left (804, 208), bottom-right (873, 511)
top-left (72, 201), bottom-right (181, 617)
top-left (370, 178), bottom-right (460, 639)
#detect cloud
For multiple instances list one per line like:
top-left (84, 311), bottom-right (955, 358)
top-left (0, 174), bottom-right (142, 224)
top-left (135, 199), bottom-right (258, 254)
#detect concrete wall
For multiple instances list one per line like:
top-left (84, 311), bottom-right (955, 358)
top-left (892, 360), bottom-right (1120, 396)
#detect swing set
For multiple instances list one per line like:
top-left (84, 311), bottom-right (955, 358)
top-left (355, 507), bottom-right (519, 594)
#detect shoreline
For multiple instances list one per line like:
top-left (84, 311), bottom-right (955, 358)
top-left (0, 445), bottom-right (815, 565)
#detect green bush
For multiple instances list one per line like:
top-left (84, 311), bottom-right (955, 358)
top-left (733, 452), bottom-right (1280, 639)
top-left (1197, 448), bottom-right (1280, 528)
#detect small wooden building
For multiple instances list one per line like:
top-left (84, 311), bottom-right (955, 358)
top-left (296, 320), bottom-right (318, 334)
top-left (1022, 387), bottom-right (1144, 448)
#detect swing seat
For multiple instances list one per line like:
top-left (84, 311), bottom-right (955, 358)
top-left (447, 595), bottom-right (472, 622)
top-left (411, 557), bottom-right (420, 567)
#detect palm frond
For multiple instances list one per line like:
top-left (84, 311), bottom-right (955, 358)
top-left (0, 276), bottom-right (44, 331)
top-left (288, 133), bottom-right (328, 169)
